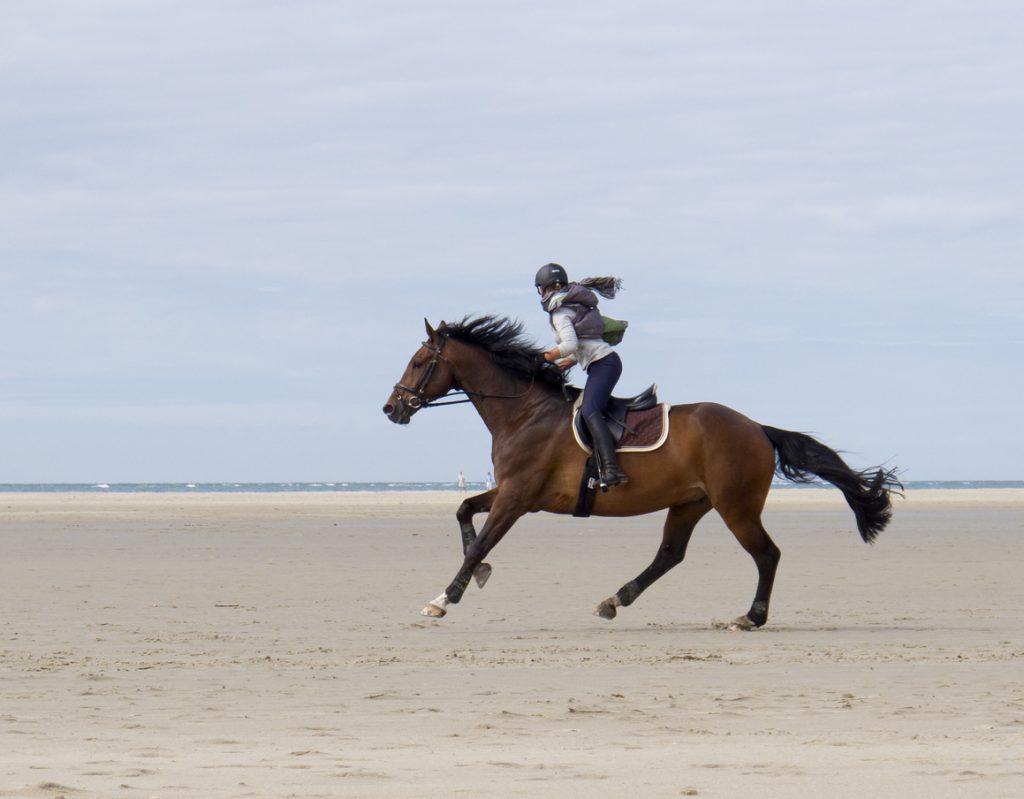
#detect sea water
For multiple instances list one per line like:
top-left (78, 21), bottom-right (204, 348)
top-left (0, 480), bottom-right (1020, 493)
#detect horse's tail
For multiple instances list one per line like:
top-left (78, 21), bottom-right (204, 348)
top-left (761, 425), bottom-right (902, 544)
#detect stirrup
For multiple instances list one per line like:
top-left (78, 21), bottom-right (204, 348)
top-left (599, 468), bottom-right (629, 489)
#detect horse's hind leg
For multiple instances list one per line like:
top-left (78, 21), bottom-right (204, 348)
top-left (456, 489), bottom-right (497, 588)
top-left (595, 498), bottom-right (711, 620)
top-left (719, 509), bottom-right (781, 630)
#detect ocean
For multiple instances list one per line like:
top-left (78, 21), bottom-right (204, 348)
top-left (0, 481), bottom-right (1021, 493)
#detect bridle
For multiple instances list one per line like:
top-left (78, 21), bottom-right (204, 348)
top-left (392, 338), bottom-right (462, 411)
top-left (392, 335), bottom-right (540, 413)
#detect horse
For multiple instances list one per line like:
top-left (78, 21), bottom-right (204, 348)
top-left (382, 315), bottom-right (901, 630)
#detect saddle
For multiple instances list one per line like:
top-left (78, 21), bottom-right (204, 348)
top-left (570, 385), bottom-right (670, 518)
top-left (571, 384), bottom-right (667, 452)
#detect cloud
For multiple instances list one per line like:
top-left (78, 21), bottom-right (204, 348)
top-left (801, 195), bottom-right (1016, 231)
top-left (0, 400), bottom-right (335, 426)
top-left (637, 318), bottom-right (792, 344)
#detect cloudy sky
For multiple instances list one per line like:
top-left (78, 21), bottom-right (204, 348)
top-left (2, 1), bottom-right (1021, 483)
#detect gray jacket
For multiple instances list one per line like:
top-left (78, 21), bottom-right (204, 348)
top-left (544, 284), bottom-right (614, 371)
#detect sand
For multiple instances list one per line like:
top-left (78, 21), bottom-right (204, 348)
top-left (1, 489), bottom-right (1022, 798)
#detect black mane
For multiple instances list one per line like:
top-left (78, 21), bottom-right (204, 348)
top-left (441, 315), bottom-right (567, 390)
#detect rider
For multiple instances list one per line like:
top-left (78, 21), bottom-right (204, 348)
top-left (535, 262), bottom-right (629, 488)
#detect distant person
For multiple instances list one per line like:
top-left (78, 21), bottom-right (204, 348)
top-left (485, 471), bottom-right (493, 490)
top-left (535, 263), bottom-right (629, 488)
top-left (457, 471), bottom-right (466, 491)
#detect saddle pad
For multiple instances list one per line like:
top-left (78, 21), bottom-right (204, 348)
top-left (572, 403), bottom-right (671, 454)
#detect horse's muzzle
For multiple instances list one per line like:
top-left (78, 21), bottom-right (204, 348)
top-left (383, 393), bottom-right (414, 425)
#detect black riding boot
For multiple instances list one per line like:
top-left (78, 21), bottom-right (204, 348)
top-left (585, 412), bottom-right (629, 487)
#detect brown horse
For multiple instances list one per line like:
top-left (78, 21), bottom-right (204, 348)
top-left (383, 316), bottom-right (900, 629)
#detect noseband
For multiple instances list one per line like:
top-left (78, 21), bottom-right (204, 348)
top-left (392, 335), bottom-right (542, 413)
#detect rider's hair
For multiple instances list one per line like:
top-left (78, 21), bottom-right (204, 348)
top-left (577, 276), bottom-right (623, 299)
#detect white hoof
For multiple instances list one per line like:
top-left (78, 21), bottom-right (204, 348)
top-left (421, 592), bottom-right (450, 618)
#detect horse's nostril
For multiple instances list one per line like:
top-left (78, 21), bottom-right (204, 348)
top-left (383, 404), bottom-right (394, 415)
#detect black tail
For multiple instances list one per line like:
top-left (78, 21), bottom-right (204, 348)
top-left (761, 425), bottom-right (902, 544)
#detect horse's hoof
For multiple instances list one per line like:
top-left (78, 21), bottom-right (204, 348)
top-left (421, 603), bottom-right (447, 618)
top-left (594, 600), bottom-right (618, 620)
top-left (473, 562), bottom-right (492, 589)
top-left (727, 615), bottom-right (755, 631)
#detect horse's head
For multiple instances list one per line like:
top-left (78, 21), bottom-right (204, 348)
top-left (383, 319), bottom-right (459, 424)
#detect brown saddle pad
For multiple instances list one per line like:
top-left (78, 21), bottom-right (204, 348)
top-left (572, 403), bottom-right (670, 453)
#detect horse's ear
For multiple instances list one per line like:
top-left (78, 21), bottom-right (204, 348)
top-left (424, 318), bottom-right (438, 342)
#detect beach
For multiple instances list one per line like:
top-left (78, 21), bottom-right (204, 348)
top-left (1, 489), bottom-right (1022, 799)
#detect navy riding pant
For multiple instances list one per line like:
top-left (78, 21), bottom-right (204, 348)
top-left (581, 351), bottom-right (622, 419)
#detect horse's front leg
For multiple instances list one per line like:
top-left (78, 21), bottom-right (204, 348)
top-left (456, 489), bottom-right (498, 589)
top-left (422, 492), bottom-right (525, 618)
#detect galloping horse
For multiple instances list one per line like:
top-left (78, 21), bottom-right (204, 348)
top-left (383, 316), bottom-right (900, 629)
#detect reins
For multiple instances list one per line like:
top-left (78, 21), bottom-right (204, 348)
top-left (392, 336), bottom-right (544, 411)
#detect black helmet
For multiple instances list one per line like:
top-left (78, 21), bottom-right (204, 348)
top-left (535, 262), bottom-right (568, 290)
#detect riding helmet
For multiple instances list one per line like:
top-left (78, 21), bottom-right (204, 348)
top-left (535, 263), bottom-right (568, 290)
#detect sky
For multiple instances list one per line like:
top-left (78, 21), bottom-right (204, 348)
top-left (1, 1), bottom-right (1021, 483)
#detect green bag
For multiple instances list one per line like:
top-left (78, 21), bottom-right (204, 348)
top-left (601, 315), bottom-right (628, 345)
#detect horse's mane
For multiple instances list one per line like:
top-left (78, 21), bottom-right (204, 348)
top-left (441, 315), bottom-right (567, 391)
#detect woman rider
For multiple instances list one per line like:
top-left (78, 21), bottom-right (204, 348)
top-left (535, 263), bottom-right (629, 488)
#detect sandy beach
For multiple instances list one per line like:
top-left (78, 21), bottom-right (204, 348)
top-left (1, 489), bottom-right (1022, 799)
